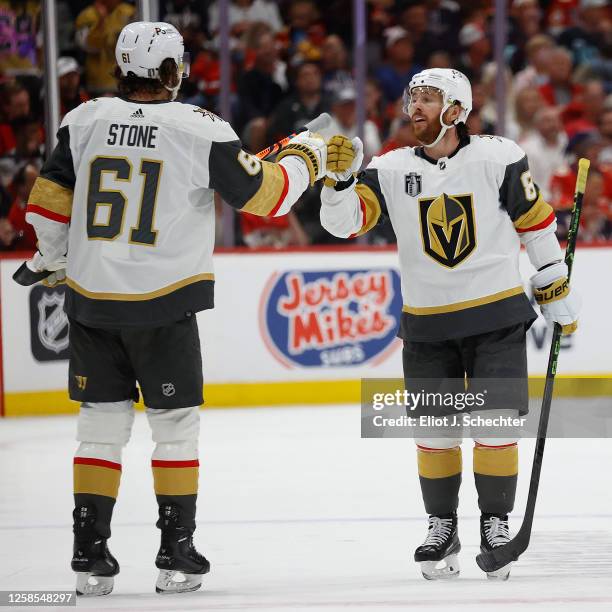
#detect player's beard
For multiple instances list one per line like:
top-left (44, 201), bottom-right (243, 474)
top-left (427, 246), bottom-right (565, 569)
top-left (413, 117), bottom-right (443, 147)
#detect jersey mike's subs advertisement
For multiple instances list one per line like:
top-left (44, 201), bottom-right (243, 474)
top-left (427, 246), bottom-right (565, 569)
top-left (1, 247), bottom-right (610, 416)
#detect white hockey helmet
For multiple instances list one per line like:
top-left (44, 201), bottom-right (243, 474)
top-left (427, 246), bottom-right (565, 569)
top-left (403, 68), bottom-right (472, 147)
top-left (115, 22), bottom-right (189, 98)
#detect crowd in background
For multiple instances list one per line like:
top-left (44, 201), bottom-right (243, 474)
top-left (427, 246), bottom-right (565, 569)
top-left (0, 0), bottom-right (611, 249)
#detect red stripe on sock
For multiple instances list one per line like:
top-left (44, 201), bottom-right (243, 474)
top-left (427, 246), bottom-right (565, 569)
top-left (417, 445), bottom-right (458, 452)
top-left (475, 442), bottom-right (517, 449)
top-left (151, 459), bottom-right (200, 468)
top-left (74, 457), bottom-right (122, 471)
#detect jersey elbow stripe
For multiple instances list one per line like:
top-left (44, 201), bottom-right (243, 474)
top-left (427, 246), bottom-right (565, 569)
top-left (352, 183), bottom-right (381, 236)
top-left (241, 161), bottom-right (288, 216)
top-left (513, 194), bottom-right (554, 233)
top-left (28, 176), bottom-right (73, 220)
top-left (26, 204), bottom-right (70, 224)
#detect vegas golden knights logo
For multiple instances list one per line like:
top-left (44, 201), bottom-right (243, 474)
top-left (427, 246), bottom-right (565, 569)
top-left (75, 375), bottom-right (88, 390)
top-left (419, 193), bottom-right (476, 268)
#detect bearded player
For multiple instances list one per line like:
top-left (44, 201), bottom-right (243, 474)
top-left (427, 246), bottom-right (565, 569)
top-left (19, 21), bottom-right (326, 596)
top-left (320, 69), bottom-right (580, 580)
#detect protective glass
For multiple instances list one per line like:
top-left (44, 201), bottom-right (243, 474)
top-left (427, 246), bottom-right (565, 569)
top-left (179, 52), bottom-right (190, 78)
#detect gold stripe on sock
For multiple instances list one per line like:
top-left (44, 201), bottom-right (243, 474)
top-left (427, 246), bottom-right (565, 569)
top-left (152, 466), bottom-right (199, 496)
top-left (473, 444), bottom-right (518, 477)
top-left (74, 464), bottom-right (121, 498)
top-left (418, 446), bottom-right (462, 479)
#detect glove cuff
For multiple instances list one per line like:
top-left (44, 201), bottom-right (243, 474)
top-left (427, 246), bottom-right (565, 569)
top-left (530, 261), bottom-right (567, 288)
top-left (277, 144), bottom-right (319, 186)
top-left (324, 175), bottom-right (355, 190)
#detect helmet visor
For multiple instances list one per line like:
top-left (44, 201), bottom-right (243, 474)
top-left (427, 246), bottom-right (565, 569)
top-left (403, 85), bottom-right (444, 116)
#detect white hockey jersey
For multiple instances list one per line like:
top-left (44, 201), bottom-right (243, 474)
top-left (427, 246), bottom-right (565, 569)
top-left (26, 96), bottom-right (310, 327)
top-left (321, 134), bottom-right (562, 341)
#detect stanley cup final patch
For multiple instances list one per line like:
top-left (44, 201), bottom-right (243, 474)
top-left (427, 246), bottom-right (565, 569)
top-left (418, 192), bottom-right (476, 268)
top-left (405, 172), bottom-right (422, 197)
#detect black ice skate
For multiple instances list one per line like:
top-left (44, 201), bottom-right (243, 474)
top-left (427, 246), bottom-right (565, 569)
top-left (414, 512), bottom-right (461, 580)
top-left (71, 504), bottom-right (119, 596)
top-left (155, 503), bottom-right (210, 594)
top-left (480, 513), bottom-right (512, 580)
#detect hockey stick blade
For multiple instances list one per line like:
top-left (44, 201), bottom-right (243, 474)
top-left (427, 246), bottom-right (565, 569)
top-left (476, 530), bottom-right (527, 572)
top-left (304, 112), bottom-right (332, 133)
top-left (12, 261), bottom-right (53, 286)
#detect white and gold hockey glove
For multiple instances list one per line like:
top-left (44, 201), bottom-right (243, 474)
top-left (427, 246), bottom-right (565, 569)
top-left (276, 132), bottom-right (327, 185)
top-left (30, 250), bottom-right (67, 288)
top-left (324, 135), bottom-right (364, 187)
top-left (531, 261), bottom-right (581, 335)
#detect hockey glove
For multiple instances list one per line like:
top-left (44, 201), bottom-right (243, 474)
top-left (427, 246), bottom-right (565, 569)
top-left (28, 251), bottom-right (66, 287)
top-left (276, 132), bottom-right (327, 185)
top-left (531, 261), bottom-right (581, 335)
top-left (324, 135), bottom-right (364, 187)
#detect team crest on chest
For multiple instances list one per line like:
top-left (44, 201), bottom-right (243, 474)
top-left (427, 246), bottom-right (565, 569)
top-left (418, 193), bottom-right (476, 268)
top-left (405, 172), bottom-right (422, 197)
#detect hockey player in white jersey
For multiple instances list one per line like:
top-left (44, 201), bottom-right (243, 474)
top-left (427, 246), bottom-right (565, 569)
top-left (20, 21), bottom-right (327, 596)
top-left (320, 69), bottom-right (580, 580)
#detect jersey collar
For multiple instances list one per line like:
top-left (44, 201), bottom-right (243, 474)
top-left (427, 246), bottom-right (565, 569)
top-left (415, 133), bottom-right (471, 165)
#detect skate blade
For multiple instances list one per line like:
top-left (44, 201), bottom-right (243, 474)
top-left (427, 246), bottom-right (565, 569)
top-left (155, 569), bottom-right (203, 594)
top-left (75, 572), bottom-right (114, 596)
top-left (486, 562), bottom-right (512, 581)
top-left (420, 554), bottom-right (460, 580)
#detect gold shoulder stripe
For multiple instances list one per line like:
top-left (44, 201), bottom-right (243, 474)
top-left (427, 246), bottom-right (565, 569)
top-left (403, 286), bottom-right (525, 315)
top-left (28, 177), bottom-right (74, 218)
top-left (66, 273), bottom-right (214, 301)
top-left (513, 193), bottom-right (554, 231)
top-left (354, 183), bottom-right (382, 236)
top-left (241, 161), bottom-right (286, 216)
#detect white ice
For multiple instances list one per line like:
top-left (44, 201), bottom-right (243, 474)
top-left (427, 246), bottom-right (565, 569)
top-left (1, 404), bottom-right (612, 612)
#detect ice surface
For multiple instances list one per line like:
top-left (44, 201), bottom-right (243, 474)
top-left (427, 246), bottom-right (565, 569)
top-left (1, 405), bottom-right (611, 611)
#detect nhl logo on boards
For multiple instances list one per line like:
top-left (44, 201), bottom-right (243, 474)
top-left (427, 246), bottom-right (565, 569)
top-left (419, 192), bottom-right (476, 268)
top-left (161, 383), bottom-right (176, 397)
top-left (29, 285), bottom-right (70, 361)
top-left (405, 172), bottom-right (422, 197)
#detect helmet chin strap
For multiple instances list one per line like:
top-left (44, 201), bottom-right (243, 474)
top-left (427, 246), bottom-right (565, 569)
top-left (422, 102), bottom-right (454, 148)
top-left (164, 68), bottom-right (183, 101)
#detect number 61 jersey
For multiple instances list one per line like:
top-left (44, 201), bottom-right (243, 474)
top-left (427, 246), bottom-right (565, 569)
top-left (340, 134), bottom-right (558, 342)
top-left (26, 96), bottom-right (294, 327)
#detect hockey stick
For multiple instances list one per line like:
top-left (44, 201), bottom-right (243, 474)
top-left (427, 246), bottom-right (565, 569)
top-left (13, 112), bottom-right (333, 287)
top-left (476, 157), bottom-right (590, 574)
top-left (255, 112), bottom-right (331, 160)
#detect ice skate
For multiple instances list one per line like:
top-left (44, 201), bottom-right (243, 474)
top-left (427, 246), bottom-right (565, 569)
top-left (480, 513), bottom-right (512, 580)
top-left (414, 512), bottom-right (461, 580)
top-left (155, 504), bottom-right (210, 594)
top-left (71, 504), bottom-right (119, 596)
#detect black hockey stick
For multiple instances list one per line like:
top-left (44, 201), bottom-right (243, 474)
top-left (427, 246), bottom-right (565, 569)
top-left (476, 157), bottom-right (590, 573)
top-left (13, 113), bottom-right (333, 287)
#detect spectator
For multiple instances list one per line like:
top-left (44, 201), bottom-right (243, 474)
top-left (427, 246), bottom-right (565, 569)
top-left (327, 87), bottom-right (381, 165)
top-left (427, 51), bottom-right (452, 69)
top-left (5, 163), bottom-right (39, 250)
top-left (599, 107), bottom-right (612, 167)
top-left (426, 0), bottom-right (461, 59)
top-left (281, 0), bottom-right (326, 65)
top-left (365, 78), bottom-right (385, 135)
top-left (75, 0), bottom-right (136, 95)
top-left (539, 46), bottom-right (582, 106)
top-left (508, 0), bottom-right (544, 73)
top-left (397, 0), bottom-right (433, 66)
top-left (557, 0), bottom-right (611, 66)
top-left (510, 86), bottom-right (543, 142)
top-left (0, 114), bottom-right (44, 187)
top-left (0, 82), bottom-right (31, 159)
top-left (375, 27), bottom-right (422, 104)
top-left (521, 107), bottom-right (568, 199)
top-left (208, 0), bottom-right (283, 40)
top-left (562, 79), bottom-right (606, 136)
top-left (379, 117), bottom-right (418, 154)
top-left (457, 22), bottom-right (491, 82)
top-left (240, 211), bottom-right (309, 247)
top-left (320, 35), bottom-right (353, 98)
top-left (579, 168), bottom-right (612, 242)
top-left (513, 34), bottom-right (555, 92)
top-left (237, 31), bottom-right (286, 150)
top-left (267, 61), bottom-right (329, 144)
top-left (161, 0), bottom-right (209, 53)
top-left (0, 0), bottom-right (40, 76)
top-left (58, 57), bottom-right (89, 118)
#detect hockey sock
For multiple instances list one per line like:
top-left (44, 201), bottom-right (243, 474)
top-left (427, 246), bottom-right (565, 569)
top-left (73, 442), bottom-right (122, 538)
top-left (152, 442), bottom-right (199, 531)
top-left (473, 442), bottom-right (518, 515)
top-left (417, 446), bottom-right (462, 515)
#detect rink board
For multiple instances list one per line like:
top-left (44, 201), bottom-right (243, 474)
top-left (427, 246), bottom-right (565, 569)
top-left (1, 246), bottom-right (611, 416)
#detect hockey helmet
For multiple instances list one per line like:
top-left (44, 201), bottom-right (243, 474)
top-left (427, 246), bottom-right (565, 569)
top-left (115, 22), bottom-right (189, 98)
top-left (403, 68), bottom-right (472, 147)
